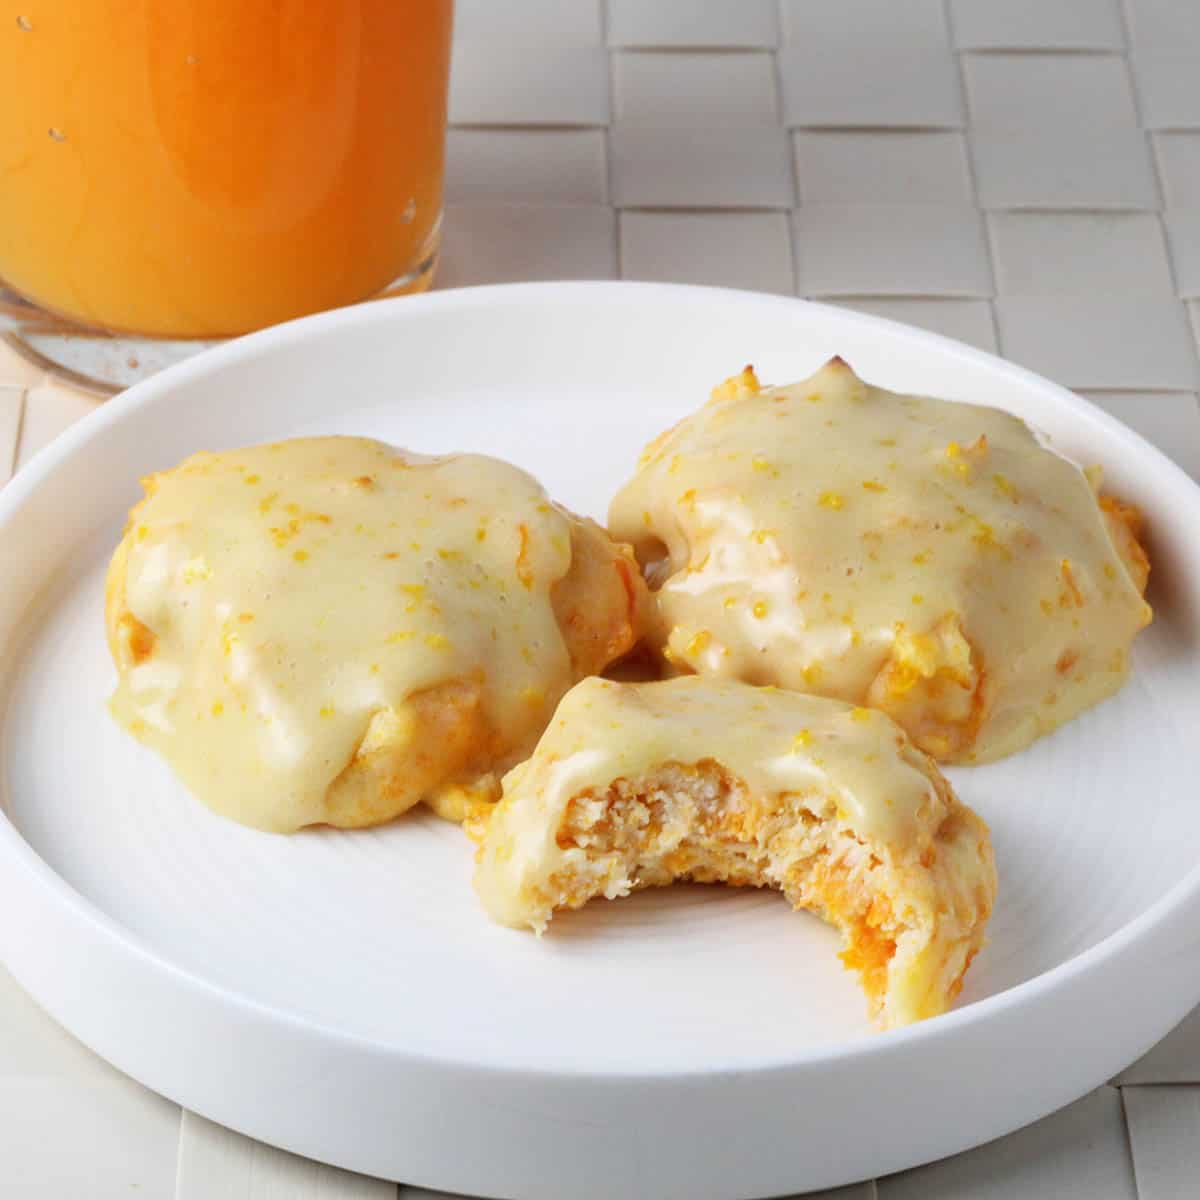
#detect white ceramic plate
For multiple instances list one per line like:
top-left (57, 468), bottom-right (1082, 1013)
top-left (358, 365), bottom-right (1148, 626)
top-left (2, 283), bottom-right (1199, 1200)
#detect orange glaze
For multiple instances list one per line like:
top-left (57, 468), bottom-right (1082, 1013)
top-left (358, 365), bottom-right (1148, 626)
top-left (0, 1), bottom-right (451, 336)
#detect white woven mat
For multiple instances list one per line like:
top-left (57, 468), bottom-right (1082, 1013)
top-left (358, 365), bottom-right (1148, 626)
top-left (3, 2), bottom-right (1199, 1196)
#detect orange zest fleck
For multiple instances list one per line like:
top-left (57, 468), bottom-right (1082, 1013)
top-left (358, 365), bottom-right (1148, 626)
top-left (516, 523), bottom-right (534, 590)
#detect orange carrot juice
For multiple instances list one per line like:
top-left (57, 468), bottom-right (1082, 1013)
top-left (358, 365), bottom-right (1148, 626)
top-left (0, 2), bottom-right (452, 336)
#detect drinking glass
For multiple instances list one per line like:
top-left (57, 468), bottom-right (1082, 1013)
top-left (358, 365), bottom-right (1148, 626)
top-left (1, 1), bottom-right (453, 391)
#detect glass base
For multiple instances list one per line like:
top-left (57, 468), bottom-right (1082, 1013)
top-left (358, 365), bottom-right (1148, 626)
top-left (0, 246), bottom-right (439, 396)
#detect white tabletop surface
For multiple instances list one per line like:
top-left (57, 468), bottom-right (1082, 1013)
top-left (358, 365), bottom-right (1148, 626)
top-left (4, 1), bottom-right (1200, 1196)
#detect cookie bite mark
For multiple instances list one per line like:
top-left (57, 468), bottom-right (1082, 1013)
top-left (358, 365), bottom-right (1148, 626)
top-left (475, 676), bottom-right (996, 1029)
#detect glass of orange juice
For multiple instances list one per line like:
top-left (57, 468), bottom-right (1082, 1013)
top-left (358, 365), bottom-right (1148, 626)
top-left (1, 1), bottom-right (452, 389)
